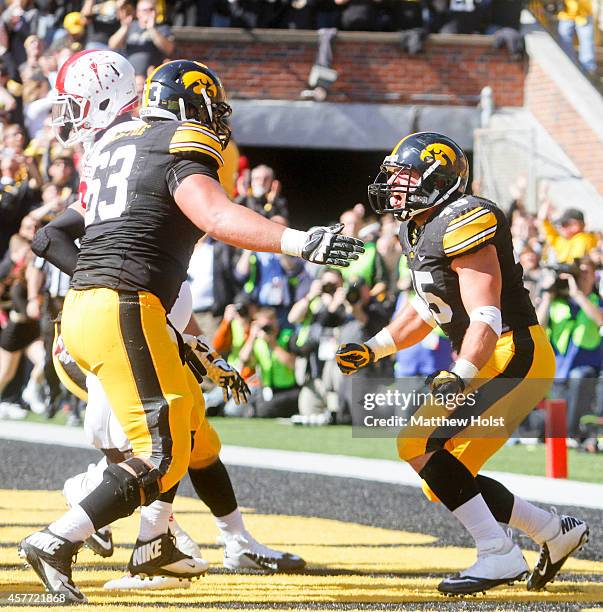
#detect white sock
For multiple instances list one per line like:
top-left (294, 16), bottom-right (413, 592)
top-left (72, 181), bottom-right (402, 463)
top-left (453, 494), bottom-right (509, 554)
top-left (509, 496), bottom-right (556, 544)
top-left (138, 500), bottom-right (172, 542)
top-left (215, 508), bottom-right (245, 536)
top-left (49, 505), bottom-right (95, 543)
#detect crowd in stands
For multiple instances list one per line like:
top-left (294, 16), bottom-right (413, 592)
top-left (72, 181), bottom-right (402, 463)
top-left (0, 0), bottom-right (601, 456)
top-left (174, 0), bottom-right (524, 35)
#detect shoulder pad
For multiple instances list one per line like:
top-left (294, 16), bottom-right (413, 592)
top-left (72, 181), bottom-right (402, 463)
top-left (168, 120), bottom-right (224, 168)
top-left (441, 197), bottom-right (498, 258)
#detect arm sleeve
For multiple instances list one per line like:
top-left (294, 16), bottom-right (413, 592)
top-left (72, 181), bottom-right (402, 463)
top-left (166, 158), bottom-right (220, 198)
top-left (30, 207), bottom-right (85, 276)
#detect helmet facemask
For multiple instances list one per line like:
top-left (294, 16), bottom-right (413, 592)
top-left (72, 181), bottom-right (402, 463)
top-left (179, 94), bottom-right (232, 148)
top-left (368, 158), bottom-right (463, 221)
top-left (51, 93), bottom-right (92, 146)
top-left (368, 132), bottom-right (469, 221)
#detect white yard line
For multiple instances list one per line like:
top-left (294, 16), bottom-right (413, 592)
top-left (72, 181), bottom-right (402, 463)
top-left (2, 420), bottom-right (602, 510)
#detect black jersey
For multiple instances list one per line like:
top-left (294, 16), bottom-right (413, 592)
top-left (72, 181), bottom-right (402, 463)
top-left (71, 118), bottom-right (223, 311)
top-left (399, 195), bottom-right (537, 351)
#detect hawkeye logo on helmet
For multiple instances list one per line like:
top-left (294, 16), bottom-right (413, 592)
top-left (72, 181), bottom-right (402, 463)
top-left (420, 143), bottom-right (457, 167)
top-left (181, 71), bottom-right (217, 97)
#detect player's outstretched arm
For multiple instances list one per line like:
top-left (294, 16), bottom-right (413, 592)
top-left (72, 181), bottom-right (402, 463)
top-left (335, 299), bottom-right (434, 375)
top-left (31, 202), bottom-right (85, 276)
top-left (174, 173), bottom-right (364, 266)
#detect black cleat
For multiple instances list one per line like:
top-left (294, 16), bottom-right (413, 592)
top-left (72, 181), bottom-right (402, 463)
top-left (527, 514), bottom-right (589, 591)
top-left (127, 532), bottom-right (208, 579)
top-left (84, 527), bottom-right (113, 558)
top-left (19, 529), bottom-right (86, 604)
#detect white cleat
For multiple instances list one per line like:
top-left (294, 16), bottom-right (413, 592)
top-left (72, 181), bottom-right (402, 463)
top-left (104, 574), bottom-right (192, 591)
top-left (527, 511), bottom-right (589, 591)
top-left (438, 537), bottom-right (529, 596)
top-left (169, 516), bottom-right (204, 559)
top-left (222, 530), bottom-right (306, 572)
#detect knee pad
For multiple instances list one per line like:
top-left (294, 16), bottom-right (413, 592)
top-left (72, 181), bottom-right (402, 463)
top-left (105, 457), bottom-right (161, 511)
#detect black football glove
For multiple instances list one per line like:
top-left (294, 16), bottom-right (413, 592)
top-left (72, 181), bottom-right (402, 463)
top-left (301, 223), bottom-right (364, 267)
top-left (336, 343), bottom-right (375, 375)
top-left (425, 369), bottom-right (465, 397)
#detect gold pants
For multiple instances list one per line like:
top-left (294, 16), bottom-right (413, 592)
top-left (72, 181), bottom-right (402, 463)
top-left (61, 288), bottom-right (220, 491)
top-left (396, 325), bottom-right (555, 502)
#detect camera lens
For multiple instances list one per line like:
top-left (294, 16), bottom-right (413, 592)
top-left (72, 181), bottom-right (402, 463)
top-left (346, 287), bottom-right (361, 304)
top-left (322, 282), bottom-right (337, 295)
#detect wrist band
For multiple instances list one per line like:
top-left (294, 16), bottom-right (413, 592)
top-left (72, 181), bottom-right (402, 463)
top-left (366, 327), bottom-right (397, 361)
top-left (451, 358), bottom-right (479, 383)
top-left (280, 227), bottom-right (305, 257)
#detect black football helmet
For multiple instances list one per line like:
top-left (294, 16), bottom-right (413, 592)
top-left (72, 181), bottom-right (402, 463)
top-left (368, 132), bottom-right (469, 221)
top-left (140, 60), bottom-right (231, 148)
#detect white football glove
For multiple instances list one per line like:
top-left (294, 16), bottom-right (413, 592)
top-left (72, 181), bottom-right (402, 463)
top-left (303, 223), bottom-right (364, 266)
top-left (282, 223), bottom-right (365, 267)
top-left (183, 334), bottom-right (250, 405)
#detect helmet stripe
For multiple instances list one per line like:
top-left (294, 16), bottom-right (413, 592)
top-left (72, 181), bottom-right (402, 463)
top-left (391, 133), bottom-right (415, 155)
top-left (55, 49), bottom-right (97, 93)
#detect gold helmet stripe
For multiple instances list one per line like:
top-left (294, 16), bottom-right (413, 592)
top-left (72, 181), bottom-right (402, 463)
top-left (391, 133), bottom-right (416, 156)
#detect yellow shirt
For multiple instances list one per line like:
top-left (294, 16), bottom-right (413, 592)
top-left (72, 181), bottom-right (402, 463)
top-left (543, 218), bottom-right (597, 263)
top-left (559, 0), bottom-right (593, 25)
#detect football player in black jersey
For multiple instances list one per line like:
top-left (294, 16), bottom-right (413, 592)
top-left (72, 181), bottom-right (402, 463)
top-left (22, 52), bottom-right (362, 603)
top-left (336, 133), bottom-right (588, 595)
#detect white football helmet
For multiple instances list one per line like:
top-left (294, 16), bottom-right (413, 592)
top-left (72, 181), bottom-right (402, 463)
top-left (51, 49), bottom-right (137, 146)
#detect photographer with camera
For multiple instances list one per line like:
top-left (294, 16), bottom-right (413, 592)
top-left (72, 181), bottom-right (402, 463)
top-left (237, 307), bottom-right (299, 418)
top-left (336, 275), bottom-right (393, 423)
top-left (537, 257), bottom-right (603, 441)
top-left (288, 269), bottom-right (348, 420)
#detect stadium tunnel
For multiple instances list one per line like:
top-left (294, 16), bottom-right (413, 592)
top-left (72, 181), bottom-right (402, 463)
top-left (230, 100), bottom-right (478, 229)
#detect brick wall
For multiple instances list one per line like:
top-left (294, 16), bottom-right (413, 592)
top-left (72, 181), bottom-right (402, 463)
top-left (525, 61), bottom-right (603, 193)
top-left (174, 28), bottom-right (526, 107)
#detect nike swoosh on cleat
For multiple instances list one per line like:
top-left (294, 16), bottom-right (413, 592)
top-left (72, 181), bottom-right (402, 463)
top-left (40, 559), bottom-right (82, 598)
top-left (537, 560), bottom-right (549, 576)
top-left (90, 533), bottom-right (112, 550)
